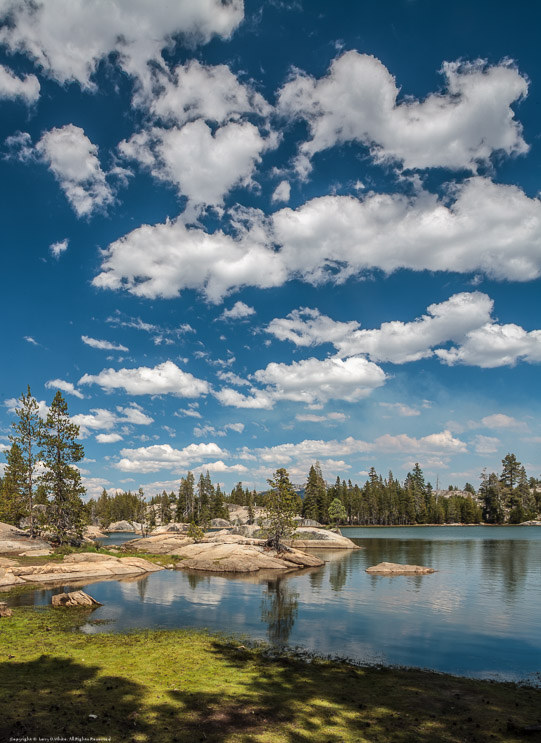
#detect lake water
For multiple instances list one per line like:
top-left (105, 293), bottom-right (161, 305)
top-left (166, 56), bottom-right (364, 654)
top-left (9, 526), bottom-right (541, 684)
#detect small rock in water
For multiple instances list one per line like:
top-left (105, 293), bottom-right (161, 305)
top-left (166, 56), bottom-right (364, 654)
top-left (365, 562), bottom-right (436, 575)
top-left (51, 591), bottom-right (102, 608)
top-left (0, 601), bottom-right (13, 617)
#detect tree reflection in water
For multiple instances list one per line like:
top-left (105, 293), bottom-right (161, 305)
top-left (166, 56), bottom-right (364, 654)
top-left (261, 576), bottom-right (299, 646)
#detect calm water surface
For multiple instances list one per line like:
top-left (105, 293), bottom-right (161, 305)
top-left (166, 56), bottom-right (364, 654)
top-left (10, 526), bottom-right (541, 683)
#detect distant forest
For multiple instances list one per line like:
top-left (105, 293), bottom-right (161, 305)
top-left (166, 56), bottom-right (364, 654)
top-left (85, 455), bottom-right (541, 528)
top-left (1, 384), bottom-right (539, 532)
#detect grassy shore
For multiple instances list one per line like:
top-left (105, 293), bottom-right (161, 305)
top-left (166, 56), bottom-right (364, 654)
top-left (0, 605), bottom-right (540, 743)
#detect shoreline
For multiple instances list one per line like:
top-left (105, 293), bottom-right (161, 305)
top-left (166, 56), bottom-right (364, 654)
top-left (1, 605), bottom-right (540, 742)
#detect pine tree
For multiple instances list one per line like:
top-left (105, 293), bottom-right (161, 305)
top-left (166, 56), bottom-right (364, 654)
top-left (0, 443), bottom-right (27, 524)
top-left (9, 386), bottom-right (41, 535)
top-left (328, 497), bottom-right (347, 526)
top-left (302, 465), bottom-right (321, 521)
top-left (39, 391), bottom-right (86, 544)
top-left (500, 453), bottom-right (521, 490)
top-left (263, 468), bottom-right (298, 551)
top-left (178, 472), bottom-right (195, 522)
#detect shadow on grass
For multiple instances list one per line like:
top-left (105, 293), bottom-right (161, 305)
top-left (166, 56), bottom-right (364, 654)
top-left (1, 643), bottom-right (540, 743)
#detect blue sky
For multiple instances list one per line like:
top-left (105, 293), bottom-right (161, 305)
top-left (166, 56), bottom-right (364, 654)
top-left (1, 0), bottom-right (540, 498)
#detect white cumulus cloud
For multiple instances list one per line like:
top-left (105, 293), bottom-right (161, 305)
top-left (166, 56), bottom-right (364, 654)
top-left (219, 301), bottom-right (256, 321)
top-left (278, 52), bottom-right (528, 175)
top-left (0, 0), bottom-right (243, 93)
top-left (0, 63), bottom-right (39, 102)
top-left (45, 379), bottom-right (84, 400)
top-left (253, 355), bottom-right (386, 404)
top-left (79, 360), bottom-right (209, 397)
top-left (115, 442), bottom-right (227, 473)
top-left (36, 125), bottom-right (113, 217)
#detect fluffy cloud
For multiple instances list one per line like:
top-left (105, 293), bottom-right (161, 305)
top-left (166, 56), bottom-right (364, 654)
top-left (82, 336), bottom-right (128, 352)
top-left (50, 239), bottom-right (68, 259)
top-left (114, 442), bottom-right (227, 473)
top-left (0, 0), bottom-right (243, 92)
top-left (93, 215), bottom-right (285, 302)
top-left (435, 323), bottom-right (541, 368)
top-left (0, 64), bottom-right (39, 102)
top-left (253, 355), bottom-right (386, 404)
top-left (45, 379), bottom-right (84, 399)
top-left (96, 433), bottom-right (123, 444)
top-left (373, 430), bottom-right (467, 455)
top-left (268, 292), bottom-right (541, 369)
top-left (150, 59), bottom-right (270, 126)
top-left (121, 120), bottom-right (274, 209)
top-left (36, 125), bottom-right (113, 217)
top-left (94, 177), bottom-right (541, 301)
top-left (278, 52), bottom-right (528, 174)
top-left (267, 307), bottom-right (359, 348)
top-left (219, 301), bottom-right (256, 321)
top-left (71, 408), bottom-right (117, 437)
top-left (214, 387), bottom-right (274, 410)
top-left (238, 436), bottom-right (373, 466)
top-left (480, 414), bottom-right (527, 430)
top-left (117, 404), bottom-right (154, 426)
top-left (70, 403), bottom-right (153, 438)
top-left (273, 178), bottom-right (541, 284)
top-left (272, 180), bottom-right (291, 203)
top-left (79, 361), bottom-right (209, 397)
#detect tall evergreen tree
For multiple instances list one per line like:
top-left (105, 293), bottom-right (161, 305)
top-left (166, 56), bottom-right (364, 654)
top-left (263, 468), bottom-right (298, 551)
top-left (9, 386), bottom-right (40, 535)
top-left (0, 443), bottom-right (27, 524)
top-left (39, 391), bottom-right (86, 544)
top-left (500, 453), bottom-right (521, 490)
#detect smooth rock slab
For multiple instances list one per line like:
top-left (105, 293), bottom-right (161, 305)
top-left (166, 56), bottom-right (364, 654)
top-left (172, 542), bottom-right (324, 573)
top-left (0, 554), bottom-right (163, 586)
top-left (366, 562), bottom-right (436, 575)
top-left (288, 528), bottom-right (360, 549)
top-left (52, 591), bottom-right (102, 608)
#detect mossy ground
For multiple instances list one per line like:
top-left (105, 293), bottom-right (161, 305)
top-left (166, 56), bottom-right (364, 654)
top-left (0, 607), bottom-right (540, 743)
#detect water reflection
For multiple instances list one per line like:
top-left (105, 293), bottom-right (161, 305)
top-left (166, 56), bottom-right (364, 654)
top-left (8, 527), bottom-right (541, 682)
top-left (261, 576), bottom-right (299, 646)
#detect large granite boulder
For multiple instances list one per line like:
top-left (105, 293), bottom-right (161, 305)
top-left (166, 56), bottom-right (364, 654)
top-left (210, 518), bottom-right (231, 528)
top-left (105, 520), bottom-right (141, 533)
top-left (123, 530), bottom-right (324, 573)
top-left (287, 527), bottom-right (359, 549)
top-left (0, 553), bottom-right (162, 587)
top-left (151, 523), bottom-right (189, 534)
top-left (293, 517), bottom-right (323, 527)
top-left (124, 533), bottom-right (194, 554)
top-left (366, 562), bottom-right (436, 575)
top-left (84, 525), bottom-right (108, 540)
top-left (0, 521), bottom-right (52, 554)
top-left (168, 542), bottom-right (324, 573)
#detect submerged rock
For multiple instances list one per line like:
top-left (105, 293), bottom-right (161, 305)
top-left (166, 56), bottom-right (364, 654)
top-left (366, 562), bottom-right (436, 575)
top-left (52, 590), bottom-right (102, 608)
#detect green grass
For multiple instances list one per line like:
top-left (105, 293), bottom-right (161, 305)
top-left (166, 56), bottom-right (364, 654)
top-left (1, 607), bottom-right (539, 742)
